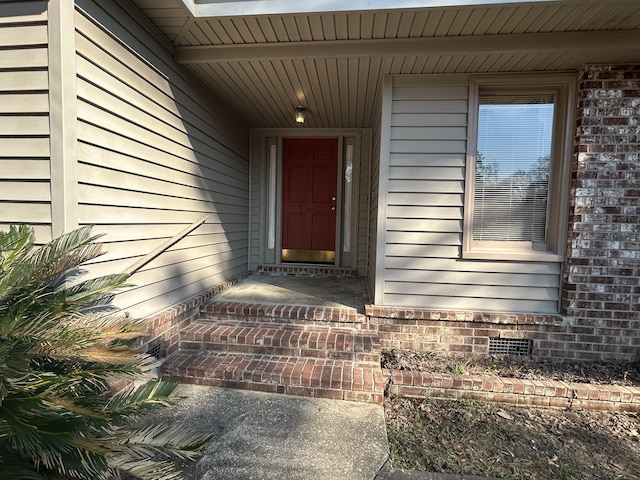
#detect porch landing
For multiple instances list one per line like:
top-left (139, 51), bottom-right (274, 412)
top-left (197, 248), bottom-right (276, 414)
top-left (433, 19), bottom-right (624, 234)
top-left (161, 267), bottom-right (386, 403)
top-left (208, 271), bottom-right (367, 311)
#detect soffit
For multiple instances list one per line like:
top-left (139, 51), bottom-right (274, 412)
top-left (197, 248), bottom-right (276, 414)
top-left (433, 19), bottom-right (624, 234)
top-left (130, 0), bottom-right (640, 128)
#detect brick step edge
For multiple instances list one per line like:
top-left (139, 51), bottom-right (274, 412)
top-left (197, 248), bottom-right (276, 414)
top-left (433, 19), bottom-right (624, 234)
top-left (179, 321), bottom-right (381, 364)
top-left (257, 265), bottom-right (357, 277)
top-left (201, 301), bottom-right (367, 324)
top-left (162, 351), bottom-right (386, 403)
top-left (385, 369), bottom-right (640, 412)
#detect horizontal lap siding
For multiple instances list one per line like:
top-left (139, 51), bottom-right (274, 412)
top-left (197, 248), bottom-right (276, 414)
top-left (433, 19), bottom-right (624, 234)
top-left (248, 140), bottom-right (261, 270)
top-left (368, 94), bottom-right (383, 294)
top-left (384, 75), bottom-right (560, 313)
top-left (0, 2), bottom-right (52, 243)
top-left (75, 0), bottom-right (249, 317)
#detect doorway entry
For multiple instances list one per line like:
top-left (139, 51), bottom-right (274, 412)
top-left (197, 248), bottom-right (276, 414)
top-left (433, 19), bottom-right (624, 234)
top-left (281, 138), bottom-right (338, 263)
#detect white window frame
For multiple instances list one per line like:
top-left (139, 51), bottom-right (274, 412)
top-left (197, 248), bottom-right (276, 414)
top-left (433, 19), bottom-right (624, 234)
top-left (463, 73), bottom-right (575, 262)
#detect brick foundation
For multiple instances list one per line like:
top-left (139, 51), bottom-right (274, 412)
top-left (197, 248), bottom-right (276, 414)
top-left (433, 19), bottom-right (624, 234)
top-left (143, 271), bottom-right (251, 357)
top-left (385, 370), bottom-right (640, 412)
top-left (368, 304), bottom-right (640, 362)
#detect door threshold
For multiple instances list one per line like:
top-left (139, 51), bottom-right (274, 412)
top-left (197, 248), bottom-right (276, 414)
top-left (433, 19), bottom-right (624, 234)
top-left (281, 249), bottom-right (335, 263)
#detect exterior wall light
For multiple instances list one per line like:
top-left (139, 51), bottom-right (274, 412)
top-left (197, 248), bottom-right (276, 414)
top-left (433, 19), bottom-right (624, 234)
top-left (294, 105), bottom-right (306, 124)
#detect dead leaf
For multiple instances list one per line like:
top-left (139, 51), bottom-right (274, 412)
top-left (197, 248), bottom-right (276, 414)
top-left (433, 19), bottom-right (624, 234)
top-left (497, 410), bottom-right (514, 421)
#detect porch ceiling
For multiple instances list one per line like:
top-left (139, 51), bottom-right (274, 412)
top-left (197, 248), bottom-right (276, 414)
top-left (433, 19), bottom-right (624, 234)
top-left (130, 0), bottom-right (640, 129)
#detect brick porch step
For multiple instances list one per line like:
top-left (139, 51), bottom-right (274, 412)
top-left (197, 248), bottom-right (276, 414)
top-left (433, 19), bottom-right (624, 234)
top-left (202, 301), bottom-right (366, 326)
top-left (178, 320), bottom-right (380, 365)
top-left (162, 351), bottom-right (386, 403)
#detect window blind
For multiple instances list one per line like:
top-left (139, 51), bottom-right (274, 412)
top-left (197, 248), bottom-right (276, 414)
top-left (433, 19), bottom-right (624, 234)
top-left (473, 93), bottom-right (554, 243)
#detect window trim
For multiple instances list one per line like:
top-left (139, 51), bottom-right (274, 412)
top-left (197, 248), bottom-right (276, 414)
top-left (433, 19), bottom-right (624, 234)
top-left (463, 73), bottom-right (575, 262)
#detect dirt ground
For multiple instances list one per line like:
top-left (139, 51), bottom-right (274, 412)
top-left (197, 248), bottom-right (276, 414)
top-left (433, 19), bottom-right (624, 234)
top-left (381, 350), bottom-right (640, 386)
top-left (382, 351), bottom-right (640, 480)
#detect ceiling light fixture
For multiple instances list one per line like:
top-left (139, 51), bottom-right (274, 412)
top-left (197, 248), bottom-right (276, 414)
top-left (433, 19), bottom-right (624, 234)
top-left (294, 105), bottom-right (306, 124)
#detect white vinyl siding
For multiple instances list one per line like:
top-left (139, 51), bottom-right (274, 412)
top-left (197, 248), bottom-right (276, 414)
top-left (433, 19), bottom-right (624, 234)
top-left (74, 0), bottom-right (250, 317)
top-left (0, 2), bottom-right (52, 243)
top-left (367, 86), bottom-right (384, 294)
top-left (381, 75), bottom-right (561, 313)
top-left (248, 139), bottom-right (262, 269)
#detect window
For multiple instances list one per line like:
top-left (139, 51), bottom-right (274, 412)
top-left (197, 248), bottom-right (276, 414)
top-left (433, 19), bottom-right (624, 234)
top-left (463, 74), bottom-right (574, 262)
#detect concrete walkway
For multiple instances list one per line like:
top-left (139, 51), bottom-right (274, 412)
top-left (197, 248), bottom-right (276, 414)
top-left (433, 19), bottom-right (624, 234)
top-left (162, 385), bottom-right (495, 480)
top-left (170, 385), bottom-right (387, 480)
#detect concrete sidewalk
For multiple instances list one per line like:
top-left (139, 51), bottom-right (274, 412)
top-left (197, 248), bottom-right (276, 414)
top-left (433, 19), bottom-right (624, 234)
top-left (169, 385), bottom-right (387, 480)
top-left (162, 385), bottom-right (494, 480)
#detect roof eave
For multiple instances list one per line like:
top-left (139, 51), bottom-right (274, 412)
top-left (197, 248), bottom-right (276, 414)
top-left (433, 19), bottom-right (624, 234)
top-left (183, 0), bottom-right (625, 18)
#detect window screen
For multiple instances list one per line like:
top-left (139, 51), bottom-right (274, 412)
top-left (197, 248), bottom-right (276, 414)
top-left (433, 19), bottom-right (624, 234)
top-left (473, 94), bottom-right (554, 243)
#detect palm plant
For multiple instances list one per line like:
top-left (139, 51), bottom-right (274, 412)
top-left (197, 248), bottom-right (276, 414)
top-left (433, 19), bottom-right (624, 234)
top-left (0, 225), bottom-right (210, 480)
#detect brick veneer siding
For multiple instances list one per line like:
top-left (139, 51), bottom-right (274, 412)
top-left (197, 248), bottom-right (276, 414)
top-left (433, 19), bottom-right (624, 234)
top-left (562, 64), bottom-right (640, 358)
top-left (368, 307), bottom-right (563, 358)
top-left (368, 306), bottom-right (637, 361)
top-left (371, 65), bottom-right (640, 363)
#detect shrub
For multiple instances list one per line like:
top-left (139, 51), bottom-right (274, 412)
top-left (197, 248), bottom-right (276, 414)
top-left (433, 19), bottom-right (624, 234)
top-left (0, 225), bottom-right (209, 479)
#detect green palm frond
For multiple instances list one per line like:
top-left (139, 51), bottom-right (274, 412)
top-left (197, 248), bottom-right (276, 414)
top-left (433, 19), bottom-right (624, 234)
top-left (0, 225), bottom-right (210, 479)
top-left (35, 440), bottom-right (111, 480)
top-left (25, 225), bottom-right (101, 275)
top-left (65, 273), bottom-right (130, 306)
top-left (107, 456), bottom-right (184, 480)
top-left (0, 232), bottom-right (99, 300)
top-left (0, 452), bottom-right (45, 480)
top-left (1, 310), bottom-right (62, 341)
top-left (122, 423), bottom-right (212, 459)
top-left (105, 380), bottom-right (180, 415)
top-left (0, 417), bottom-right (10, 439)
top-left (63, 351), bottom-right (161, 371)
top-left (0, 224), bottom-right (34, 267)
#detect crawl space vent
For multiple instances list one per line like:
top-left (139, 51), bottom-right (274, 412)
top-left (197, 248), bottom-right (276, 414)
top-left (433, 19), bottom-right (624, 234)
top-left (489, 337), bottom-right (532, 356)
top-left (147, 344), bottom-right (162, 359)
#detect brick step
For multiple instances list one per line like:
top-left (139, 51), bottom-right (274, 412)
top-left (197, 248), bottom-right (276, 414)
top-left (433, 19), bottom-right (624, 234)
top-left (201, 301), bottom-right (366, 326)
top-left (161, 351), bottom-right (386, 403)
top-left (256, 265), bottom-right (357, 277)
top-left (179, 320), bottom-right (381, 365)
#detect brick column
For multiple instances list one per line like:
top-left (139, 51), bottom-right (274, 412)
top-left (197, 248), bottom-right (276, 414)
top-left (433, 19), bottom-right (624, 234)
top-left (562, 65), bottom-right (640, 357)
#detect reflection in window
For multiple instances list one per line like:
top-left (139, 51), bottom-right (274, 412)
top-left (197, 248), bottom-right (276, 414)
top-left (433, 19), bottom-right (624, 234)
top-left (268, 144), bottom-right (277, 249)
top-left (343, 145), bottom-right (353, 253)
top-left (473, 94), bottom-right (554, 243)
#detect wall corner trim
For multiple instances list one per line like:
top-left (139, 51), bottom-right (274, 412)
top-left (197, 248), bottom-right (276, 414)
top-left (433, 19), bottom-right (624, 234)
top-left (48, 0), bottom-right (79, 237)
top-left (373, 75), bottom-right (394, 305)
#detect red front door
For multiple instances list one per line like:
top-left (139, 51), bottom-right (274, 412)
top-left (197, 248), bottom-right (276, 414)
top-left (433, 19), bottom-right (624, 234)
top-left (282, 138), bottom-right (338, 263)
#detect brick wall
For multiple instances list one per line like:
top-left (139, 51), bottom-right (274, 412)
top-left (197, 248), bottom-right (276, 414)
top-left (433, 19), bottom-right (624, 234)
top-left (368, 305), bottom-right (637, 361)
top-left (561, 64), bottom-right (640, 359)
top-left (368, 307), bottom-right (564, 359)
